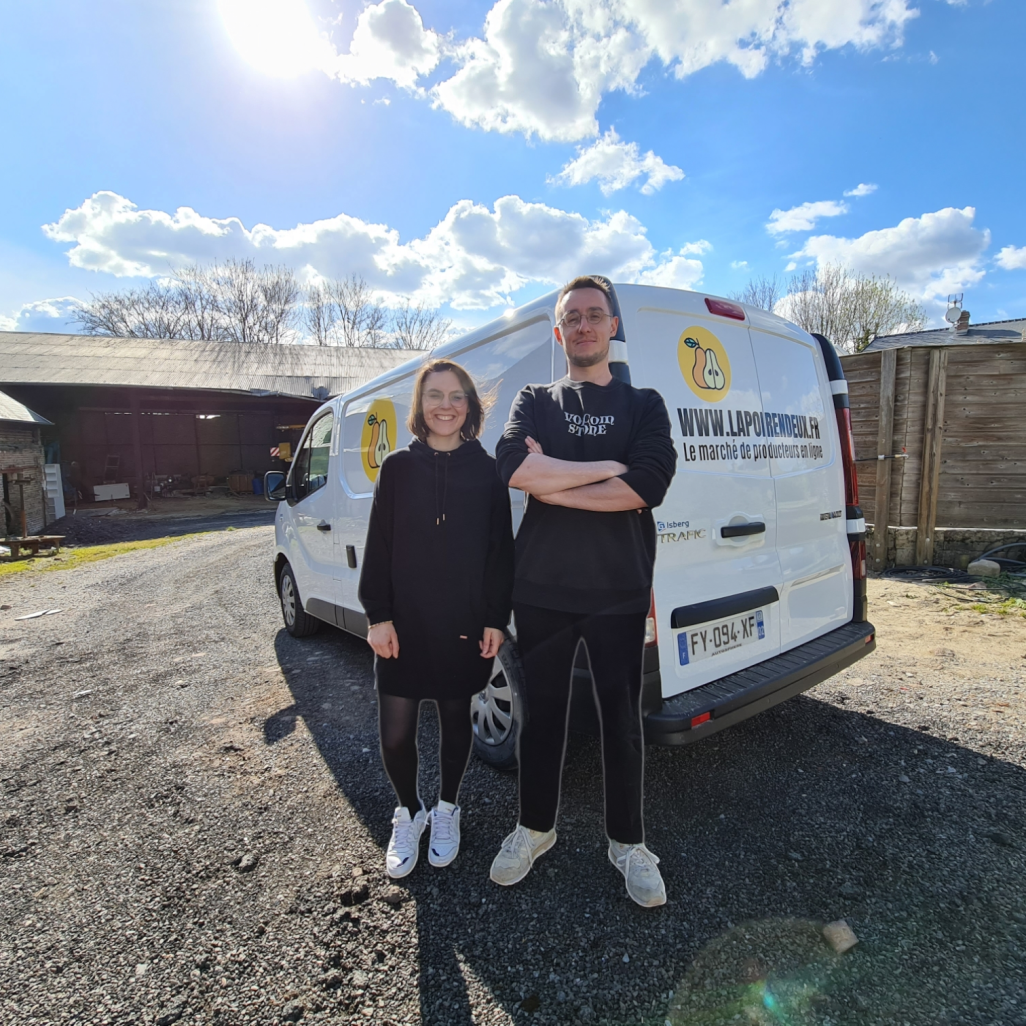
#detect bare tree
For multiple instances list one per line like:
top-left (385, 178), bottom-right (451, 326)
top-left (781, 265), bottom-right (927, 353)
top-left (76, 259), bottom-right (302, 344)
top-left (306, 274), bottom-right (388, 347)
top-left (78, 262), bottom-right (449, 350)
top-left (389, 299), bottom-right (453, 350)
top-left (306, 276), bottom-right (450, 350)
top-left (76, 280), bottom-right (194, 339)
top-left (731, 275), bottom-right (781, 312)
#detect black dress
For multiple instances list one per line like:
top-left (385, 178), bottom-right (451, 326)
top-left (358, 439), bottom-right (515, 700)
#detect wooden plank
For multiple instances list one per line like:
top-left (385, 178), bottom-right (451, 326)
top-left (895, 348), bottom-right (927, 527)
top-left (915, 348), bottom-right (948, 564)
top-left (869, 349), bottom-right (897, 570)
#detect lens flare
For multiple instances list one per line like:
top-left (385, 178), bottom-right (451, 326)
top-left (665, 918), bottom-right (851, 1025)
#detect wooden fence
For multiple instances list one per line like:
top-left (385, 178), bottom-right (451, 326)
top-left (841, 342), bottom-right (1026, 568)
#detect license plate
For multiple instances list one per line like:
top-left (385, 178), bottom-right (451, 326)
top-left (677, 608), bottom-right (765, 666)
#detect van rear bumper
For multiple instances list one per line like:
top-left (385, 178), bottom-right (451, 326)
top-left (643, 620), bottom-right (876, 745)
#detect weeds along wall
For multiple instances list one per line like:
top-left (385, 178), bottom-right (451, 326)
top-left (842, 342), bottom-right (1026, 568)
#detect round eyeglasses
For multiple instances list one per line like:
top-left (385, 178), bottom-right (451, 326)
top-left (558, 310), bottom-right (612, 331)
top-left (423, 390), bottom-right (469, 407)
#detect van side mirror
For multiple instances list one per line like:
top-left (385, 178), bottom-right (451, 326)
top-left (264, 471), bottom-right (287, 501)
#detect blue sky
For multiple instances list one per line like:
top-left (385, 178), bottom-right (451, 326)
top-left (2, 0), bottom-right (1025, 336)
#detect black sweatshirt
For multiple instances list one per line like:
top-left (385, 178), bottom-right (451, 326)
top-left (495, 376), bottom-right (677, 615)
top-left (359, 438), bottom-right (515, 699)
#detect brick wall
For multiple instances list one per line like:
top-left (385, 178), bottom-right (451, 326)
top-left (0, 422), bottom-right (46, 535)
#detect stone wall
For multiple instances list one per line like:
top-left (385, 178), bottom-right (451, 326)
top-left (866, 524), bottom-right (1026, 569)
top-left (0, 422), bottom-right (46, 535)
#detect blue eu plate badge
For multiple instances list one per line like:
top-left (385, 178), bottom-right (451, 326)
top-left (756, 609), bottom-right (765, 639)
top-left (678, 632), bottom-right (689, 666)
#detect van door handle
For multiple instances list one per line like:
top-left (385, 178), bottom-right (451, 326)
top-left (346, 545), bottom-right (358, 569)
top-left (721, 522), bottom-right (765, 538)
top-left (316, 521), bottom-right (332, 532)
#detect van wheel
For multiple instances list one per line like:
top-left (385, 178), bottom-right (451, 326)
top-left (472, 637), bottom-right (524, 771)
top-left (279, 563), bottom-right (320, 638)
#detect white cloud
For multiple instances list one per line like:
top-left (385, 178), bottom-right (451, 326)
top-left (43, 191), bottom-right (708, 311)
top-left (731, 260), bottom-right (748, 270)
top-left (635, 249), bottom-right (706, 290)
top-left (844, 182), bottom-right (878, 197)
top-left (430, 0), bottom-right (621, 142)
top-left (332, 0), bottom-right (441, 90)
top-left (550, 128), bottom-right (684, 195)
top-left (792, 206), bottom-right (991, 301)
top-left (0, 297), bottom-right (85, 333)
top-left (766, 200), bottom-right (848, 235)
top-left (264, 0), bottom-right (919, 142)
top-left (995, 245), bottom-right (1026, 271)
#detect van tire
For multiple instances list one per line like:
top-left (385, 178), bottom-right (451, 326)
top-left (279, 563), bottom-right (320, 638)
top-left (471, 636), bottom-right (525, 771)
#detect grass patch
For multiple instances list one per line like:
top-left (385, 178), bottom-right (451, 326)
top-left (971, 597), bottom-right (1026, 617)
top-left (0, 534), bottom-right (206, 577)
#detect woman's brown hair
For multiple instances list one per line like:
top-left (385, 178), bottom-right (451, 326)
top-left (406, 359), bottom-right (491, 443)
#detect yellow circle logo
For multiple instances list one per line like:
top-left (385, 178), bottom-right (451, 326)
top-left (678, 326), bottom-right (731, 403)
top-left (361, 398), bottom-right (397, 482)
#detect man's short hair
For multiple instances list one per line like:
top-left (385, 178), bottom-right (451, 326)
top-left (556, 275), bottom-right (613, 317)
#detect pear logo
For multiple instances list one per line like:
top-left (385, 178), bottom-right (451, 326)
top-left (366, 414), bottom-right (390, 469)
top-left (677, 327), bottom-right (731, 403)
top-left (361, 398), bottom-right (397, 482)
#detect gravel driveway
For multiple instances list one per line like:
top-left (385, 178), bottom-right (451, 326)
top-left (1, 526), bottom-right (1024, 1026)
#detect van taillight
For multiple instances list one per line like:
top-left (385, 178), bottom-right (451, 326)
top-left (833, 374), bottom-right (868, 622)
top-left (645, 591), bottom-right (658, 647)
top-left (836, 405), bottom-right (859, 507)
top-left (810, 334), bottom-right (868, 625)
top-left (705, 297), bottom-right (746, 321)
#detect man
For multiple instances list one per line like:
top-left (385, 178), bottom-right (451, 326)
top-left (490, 275), bottom-right (677, 907)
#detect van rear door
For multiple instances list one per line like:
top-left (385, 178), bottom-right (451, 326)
top-left (746, 310), bottom-right (852, 648)
top-left (617, 286), bottom-right (782, 696)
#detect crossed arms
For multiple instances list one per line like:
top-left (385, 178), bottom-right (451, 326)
top-left (509, 437), bottom-right (647, 512)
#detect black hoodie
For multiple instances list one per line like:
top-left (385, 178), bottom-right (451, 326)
top-left (359, 438), bottom-right (514, 699)
top-left (495, 376), bottom-right (677, 614)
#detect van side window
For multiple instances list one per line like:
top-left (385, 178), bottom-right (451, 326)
top-left (293, 412), bottom-right (334, 502)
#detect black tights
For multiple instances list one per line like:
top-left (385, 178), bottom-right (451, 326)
top-left (378, 695), bottom-right (473, 812)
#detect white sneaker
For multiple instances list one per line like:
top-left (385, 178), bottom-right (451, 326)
top-left (608, 841), bottom-right (667, 907)
top-left (489, 824), bottom-right (557, 886)
top-left (428, 801), bottom-right (461, 868)
top-left (386, 806), bottom-right (428, 879)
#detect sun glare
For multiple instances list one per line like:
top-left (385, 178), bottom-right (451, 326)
top-left (219, 0), bottom-right (331, 78)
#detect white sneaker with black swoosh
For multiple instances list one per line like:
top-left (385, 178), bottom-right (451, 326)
top-left (428, 801), bottom-right (461, 867)
top-left (386, 806), bottom-right (428, 879)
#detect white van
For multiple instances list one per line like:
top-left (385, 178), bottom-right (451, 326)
top-left (265, 281), bottom-right (875, 768)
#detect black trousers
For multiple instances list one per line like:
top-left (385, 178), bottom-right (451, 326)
top-left (514, 603), bottom-right (646, 844)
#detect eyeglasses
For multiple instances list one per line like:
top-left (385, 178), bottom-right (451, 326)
top-left (423, 389), bottom-right (469, 407)
top-left (558, 310), bottom-right (612, 331)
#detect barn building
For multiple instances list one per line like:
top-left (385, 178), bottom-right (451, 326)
top-left (0, 332), bottom-right (411, 508)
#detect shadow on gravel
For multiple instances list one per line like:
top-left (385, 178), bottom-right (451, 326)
top-left (266, 624), bottom-right (1026, 1026)
top-left (49, 508), bottom-right (276, 546)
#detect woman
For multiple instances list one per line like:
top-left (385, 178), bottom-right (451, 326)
top-left (359, 359), bottom-right (514, 879)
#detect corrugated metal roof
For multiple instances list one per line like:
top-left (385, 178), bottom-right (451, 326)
top-left (0, 331), bottom-right (414, 400)
top-left (864, 317), bottom-right (1026, 351)
top-left (0, 388), bottom-right (51, 425)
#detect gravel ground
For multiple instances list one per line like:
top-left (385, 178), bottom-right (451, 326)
top-left (46, 508), bottom-right (275, 547)
top-left (1, 527), bottom-right (1024, 1026)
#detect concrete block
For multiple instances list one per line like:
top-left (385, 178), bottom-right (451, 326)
top-left (967, 559), bottom-right (1001, 578)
